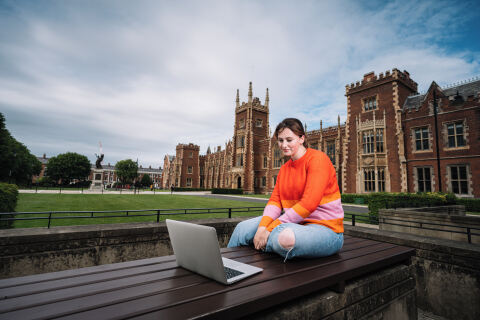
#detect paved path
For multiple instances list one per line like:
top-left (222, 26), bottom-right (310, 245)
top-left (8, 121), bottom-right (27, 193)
top-left (196, 194), bottom-right (370, 214)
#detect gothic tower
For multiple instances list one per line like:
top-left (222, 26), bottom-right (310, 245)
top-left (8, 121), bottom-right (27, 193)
top-left (231, 82), bottom-right (270, 193)
top-left (343, 69), bottom-right (417, 193)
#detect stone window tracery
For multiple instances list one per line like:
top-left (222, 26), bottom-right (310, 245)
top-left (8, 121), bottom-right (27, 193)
top-left (362, 131), bottom-right (374, 154)
top-left (364, 168), bottom-right (375, 192)
top-left (446, 121), bottom-right (465, 148)
top-left (376, 129), bottom-right (384, 153)
top-left (416, 167), bottom-right (432, 192)
top-left (326, 140), bottom-right (335, 164)
top-left (448, 165), bottom-right (470, 195)
top-left (273, 149), bottom-right (282, 168)
top-left (363, 96), bottom-right (377, 111)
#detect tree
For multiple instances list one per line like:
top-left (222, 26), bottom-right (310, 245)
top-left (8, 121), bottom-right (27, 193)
top-left (45, 152), bottom-right (91, 185)
top-left (0, 113), bottom-right (42, 185)
top-left (140, 174), bottom-right (152, 187)
top-left (115, 159), bottom-right (138, 185)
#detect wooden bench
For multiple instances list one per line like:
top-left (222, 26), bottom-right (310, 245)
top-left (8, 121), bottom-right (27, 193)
top-left (0, 235), bottom-right (415, 319)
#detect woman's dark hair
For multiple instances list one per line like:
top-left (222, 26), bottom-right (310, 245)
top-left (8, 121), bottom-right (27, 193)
top-left (274, 118), bottom-right (308, 147)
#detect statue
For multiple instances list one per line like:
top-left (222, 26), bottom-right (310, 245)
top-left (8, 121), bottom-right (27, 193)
top-left (95, 141), bottom-right (104, 169)
top-left (95, 153), bottom-right (104, 169)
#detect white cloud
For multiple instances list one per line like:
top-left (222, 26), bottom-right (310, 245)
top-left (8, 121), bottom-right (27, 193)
top-left (0, 0), bottom-right (479, 167)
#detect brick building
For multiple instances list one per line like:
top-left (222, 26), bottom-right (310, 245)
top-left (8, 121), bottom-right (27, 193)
top-left (34, 157), bottom-right (163, 188)
top-left (163, 70), bottom-right (480, 197)
top-left (402, 80), bottom-right (480, 197)
top-left (90, 164), bottom-right (162, 188)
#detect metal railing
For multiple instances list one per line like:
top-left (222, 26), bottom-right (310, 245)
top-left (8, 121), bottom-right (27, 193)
top-left (4, 209), bottom-right (475, 243)
top-left (1, 209), bottom-right (375, 229)
top-left (19, 186), bottom-right (165, 194)
top-left (344, 212), bottom-right (378, 226)
top-left (0, 207), bottom-right (265, 228)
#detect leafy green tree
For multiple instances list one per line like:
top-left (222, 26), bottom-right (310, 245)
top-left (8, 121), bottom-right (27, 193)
top-left (45, 152), bottom-right (91, 184)
top-left (0, 113), bottom-right (42, 185)
top-left (115, 159), bottom-right (138, 185)
top-left (140, 174), bottom-right (152, 187)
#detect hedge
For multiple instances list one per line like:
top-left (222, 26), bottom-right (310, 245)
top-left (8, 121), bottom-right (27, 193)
top-left (0, 183), bottom-right (19, 229)
top-left (367, 192), bottom-right (457, 218)
top-left (212, 188), bottom-right (243, 195)
top-left (341, 193), bottom-right (371, 204)
top-left (456, 198), bottom-right (480, 213)
top-left (172, 187), bottom-right (210, 192)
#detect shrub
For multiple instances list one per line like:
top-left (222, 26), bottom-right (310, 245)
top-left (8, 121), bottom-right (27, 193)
top-left (212, 188), bottom-right (243, 194)
top-left (367, 192), bottom-right (457, 219)
top-left (341, 193), bottom-right (371, 204)
top-left (0, 183), bottom-right (19, 229)
top-left (36, 176), bottom-right (54, 187)
top-left (456, 198), bottom-right (480, 213)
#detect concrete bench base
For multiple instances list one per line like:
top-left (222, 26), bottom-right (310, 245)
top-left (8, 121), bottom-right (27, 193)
top-left (250, 264), bottom-right (416, 320)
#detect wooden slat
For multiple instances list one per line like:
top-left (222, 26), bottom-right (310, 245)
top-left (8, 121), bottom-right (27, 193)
top-left (0, 248), bottom-right (264, 300)
top-left (0, 237), bottom-right (415, 320)
top-left (0, 237), bottom-right (372, 300)
top-left (0, 239), bottom-right (388, 317)
top-left (133, 246), bottom-right (414, 320)
top-left (0, 255), bottom-right (175, 289)
top-left (10, 243), bottom-right (402, 320)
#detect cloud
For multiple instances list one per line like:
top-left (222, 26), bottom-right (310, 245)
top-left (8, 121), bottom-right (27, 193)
top-left (0, 0), bottom-right (479, 167)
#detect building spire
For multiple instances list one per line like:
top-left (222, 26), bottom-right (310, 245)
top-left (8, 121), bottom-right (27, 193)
top-left (248, 81), bottom-right (253, 103)
top-left (236, 89), bottom-right (240, 108)
top-left (265, 88), bottom-right (269, 108)
top-left (338, 115), bottom-right (340, 127)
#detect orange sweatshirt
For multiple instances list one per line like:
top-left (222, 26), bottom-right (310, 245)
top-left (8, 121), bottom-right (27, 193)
top-left (259, 148), bottom-right (344, 233)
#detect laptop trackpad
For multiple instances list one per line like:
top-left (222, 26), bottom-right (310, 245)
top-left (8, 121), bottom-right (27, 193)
top-left (222, 257), bottom-right (263, 281)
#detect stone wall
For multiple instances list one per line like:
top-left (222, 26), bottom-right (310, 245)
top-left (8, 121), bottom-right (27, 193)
top-left (0, 218), bottom-right (240, 279)
top-left (345, 225), bottom-right (480, 320)
top-left (1, 219), bottom-right (479, 319)
top-left (251, 264), bottom-right (416, 320)
top-left (379, 206), bottom-right (480, 244)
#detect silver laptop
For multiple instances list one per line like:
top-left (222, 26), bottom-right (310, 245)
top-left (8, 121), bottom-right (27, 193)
top-left (166, 219), bottom-right (263, 285)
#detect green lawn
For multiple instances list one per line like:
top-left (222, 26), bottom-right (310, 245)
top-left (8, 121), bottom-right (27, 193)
top-left (13, 194), bottom-right (265, 228)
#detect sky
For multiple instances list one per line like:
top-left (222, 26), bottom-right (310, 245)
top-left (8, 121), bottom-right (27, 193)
top-left (1, 0), bottom-right (479, 168)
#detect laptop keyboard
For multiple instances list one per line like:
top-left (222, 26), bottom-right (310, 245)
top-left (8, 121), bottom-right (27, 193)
top-left (224, 266), bottom-right (244, 279)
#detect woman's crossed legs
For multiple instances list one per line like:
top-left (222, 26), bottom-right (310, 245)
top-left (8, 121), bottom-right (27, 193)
top-left (228, 216), bottom-right (343, 261)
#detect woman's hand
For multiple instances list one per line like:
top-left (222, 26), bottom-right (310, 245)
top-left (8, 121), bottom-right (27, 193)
top-left (253, 226), bottom-right (271, 251)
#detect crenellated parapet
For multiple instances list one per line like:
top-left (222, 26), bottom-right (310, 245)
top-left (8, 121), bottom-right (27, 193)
top-left (346, 69), bottom-right (418, 95)
top-left (176, 143), bottom-right (200, 151)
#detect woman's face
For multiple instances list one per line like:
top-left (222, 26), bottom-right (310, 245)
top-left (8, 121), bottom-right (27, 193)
top-left (277, 128), bottom-right (305, 159)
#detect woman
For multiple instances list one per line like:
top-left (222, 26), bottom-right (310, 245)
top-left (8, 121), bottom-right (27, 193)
top-left (228, 118), bottom-right (344, 261)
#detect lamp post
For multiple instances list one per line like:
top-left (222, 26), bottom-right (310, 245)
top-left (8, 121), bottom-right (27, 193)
top-left (433, 90), bottom-right (442, 192)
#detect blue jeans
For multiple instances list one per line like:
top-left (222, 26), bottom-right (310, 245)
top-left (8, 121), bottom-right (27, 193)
top-left (228, 216), bottom-right (344, 261)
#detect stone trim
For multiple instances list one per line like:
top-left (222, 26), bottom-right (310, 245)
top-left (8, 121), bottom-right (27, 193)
top-left (410, 125), bottom-right (433, 153)
top-left (445, 163), bottom-right (474, 197)
top-left (342, 95), bottom-right (351, 192)
top-left (412, 165), bottom-right (436, 192)
top-left (442, 118), bottom-right (470, 151)
top-left (393, 82), bottom-right (407, 192)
